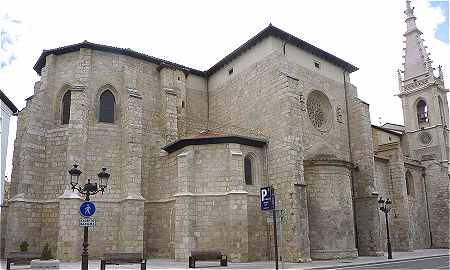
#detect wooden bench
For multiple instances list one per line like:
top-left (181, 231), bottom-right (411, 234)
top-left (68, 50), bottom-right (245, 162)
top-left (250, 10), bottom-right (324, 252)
top-left (100, 252), bottom-right (146, 270)
top-left (6, 252), bottom-right (41, 270)
top-left (188, 250), bottom-right (227, 268)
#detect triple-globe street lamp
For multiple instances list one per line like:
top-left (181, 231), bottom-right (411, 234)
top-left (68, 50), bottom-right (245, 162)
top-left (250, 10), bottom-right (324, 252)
top-left (68, 164), bottom-right (110, 270)
top-left (378, 197), bottom-right (393, 259)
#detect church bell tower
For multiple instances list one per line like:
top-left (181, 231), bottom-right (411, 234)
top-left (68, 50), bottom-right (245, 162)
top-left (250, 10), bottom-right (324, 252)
top-left (398, 0), bottom-right (449, 162)
top-left (397, 0), bottom-right (449, 248)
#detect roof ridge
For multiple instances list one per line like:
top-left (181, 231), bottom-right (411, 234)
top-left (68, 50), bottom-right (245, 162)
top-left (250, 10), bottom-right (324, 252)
top-left (33, 25), bottom-right (358, 77)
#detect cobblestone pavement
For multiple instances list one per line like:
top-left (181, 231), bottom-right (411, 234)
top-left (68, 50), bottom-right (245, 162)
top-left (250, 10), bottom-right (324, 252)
top-left (1, 249), bottom-right (448, 270)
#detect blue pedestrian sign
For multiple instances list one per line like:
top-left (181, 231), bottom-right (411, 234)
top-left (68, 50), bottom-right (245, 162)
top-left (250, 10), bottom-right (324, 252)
top-left (80, 202), bottom-right (96, 218)
top-left (260, 186), bottom-right (273, 211)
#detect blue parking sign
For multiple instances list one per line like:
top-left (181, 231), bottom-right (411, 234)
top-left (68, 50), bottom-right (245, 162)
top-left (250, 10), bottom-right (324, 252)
top-left (260, 187), bottom-right (273, 211)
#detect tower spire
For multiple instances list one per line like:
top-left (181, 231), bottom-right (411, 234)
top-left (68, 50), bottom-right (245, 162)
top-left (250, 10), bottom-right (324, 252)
top-left (402, 0), bottom-right (434, 82)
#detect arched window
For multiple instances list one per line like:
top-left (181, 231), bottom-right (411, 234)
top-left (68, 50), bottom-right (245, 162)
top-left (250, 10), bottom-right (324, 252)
top-left (61, 90), bottom-right (71, 124)
top-left (417, 100), bottom-right (428, 123)
top-left (99, 90), bottom-right (115, 123)
top-left (405, 171), bottom-right (415, 197)
top-left (438, 97), bottom-right (446, 125)
top-left (244, 155), bottom-right (253, 185)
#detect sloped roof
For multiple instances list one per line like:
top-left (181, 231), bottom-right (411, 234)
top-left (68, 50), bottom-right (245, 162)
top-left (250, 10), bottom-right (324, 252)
top-left (206, 24), bottom-right (358, 75)
top-left (381, 123), bottom-right (405, 133)
top-left (0, 90), bottom-right (19, 114)
top-left (33, 24), bottom-right (358, 77)
top-left (372, 124), bottom-right (403, 137)
top-left (162, 132), bottom-right (267, 153)
top-left (33, 40), bottom-right (205, 77)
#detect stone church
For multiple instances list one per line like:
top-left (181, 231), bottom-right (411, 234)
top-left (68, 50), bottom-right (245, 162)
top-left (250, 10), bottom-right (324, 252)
top-left (1, 0), bottom-right (448, 263)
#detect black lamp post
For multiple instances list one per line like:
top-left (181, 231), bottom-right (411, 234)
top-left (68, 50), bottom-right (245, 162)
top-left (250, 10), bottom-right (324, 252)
top-left (378, 197), bottom-right (393, 259)
top-left (68, 164), bottom-right (110, 270)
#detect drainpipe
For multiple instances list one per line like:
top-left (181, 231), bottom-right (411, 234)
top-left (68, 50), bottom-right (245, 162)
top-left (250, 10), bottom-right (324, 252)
top-left (206, 73), bottom-right (210, 130)
top-left (343, 70), bottom-right (359, 250)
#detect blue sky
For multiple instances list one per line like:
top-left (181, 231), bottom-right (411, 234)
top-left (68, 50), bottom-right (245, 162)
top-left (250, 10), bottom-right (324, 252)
top-left (430, 1), bottom-right (449, 44)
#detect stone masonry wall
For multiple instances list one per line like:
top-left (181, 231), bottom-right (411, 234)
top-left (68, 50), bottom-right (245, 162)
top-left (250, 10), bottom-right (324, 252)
top-left (168, 143), bottom-right (268, 262)
top-left (208, 50), bottom-right (370, 261)
top-left (145, 201), bottom-right (175, 258)
top-left (422, 160), bottom-right (449, 248)
top-left (374, 157), bottom-right (432, 251)
top-left (304, 160), bottom-right (357, 260)
top-left (404, 164), bottom-right (431, 249)
top-left (209, 52), bottom-right (310, 262)
top-left (346, 86), bottom-right (382, 256)
top-left (7, 46), bottom-right (210, 260)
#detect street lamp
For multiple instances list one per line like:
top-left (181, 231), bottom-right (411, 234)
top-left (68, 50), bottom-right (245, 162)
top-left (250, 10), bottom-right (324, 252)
top-left (68, 164), bottom-right (110, 270)
top-left (378, 197), bottom-right (393, 259)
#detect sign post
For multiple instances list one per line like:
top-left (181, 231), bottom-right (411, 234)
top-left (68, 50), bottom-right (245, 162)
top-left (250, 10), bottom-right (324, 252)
top-left (260, 186), bottom-right (279, 270)
top-left (79, 201), bottom-right (96, 270)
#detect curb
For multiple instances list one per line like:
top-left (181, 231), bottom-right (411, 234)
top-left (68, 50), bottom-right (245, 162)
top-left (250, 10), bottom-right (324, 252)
top-left (304, 254), bottom-right (449, 269)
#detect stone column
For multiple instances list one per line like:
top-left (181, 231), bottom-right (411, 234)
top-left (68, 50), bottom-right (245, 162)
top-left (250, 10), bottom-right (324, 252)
top-left (118, 89), bottom-right (145, 253)
top-left (346, 92), bottom-right (383, 256)
top-left (10, 54), bottom-right (55, 200)
top-left (294, 183), bottom-right (311, 262)
top-left (57, 191), bottom-right (82, 261)
top-left (174, 149), bottom-right (195, 261)
top-left (227, 191), bottom-right (249, 262)
top-left (277, 73), bottom-right (311, 262)
top-left (422, 159), bottom-right (449, 248)
top-left (387, 146), bottom-right (413, 251)
top-left (118, 199), bottom-right (145, 253)
top-left (226, 146), bottom-right (249, 262)
top-left (66, 85), bottom-right (88, 167)
top-left (57, 84), bottom-right (89, 261)
top-left (159, 67), bottom-right (181, 144)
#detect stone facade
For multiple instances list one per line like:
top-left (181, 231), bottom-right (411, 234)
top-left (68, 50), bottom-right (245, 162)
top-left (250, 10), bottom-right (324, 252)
top-left (2, 1), bottom-right (449, 263)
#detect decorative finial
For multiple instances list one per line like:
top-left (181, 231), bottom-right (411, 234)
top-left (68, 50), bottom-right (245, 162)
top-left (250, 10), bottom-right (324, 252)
top-left (438, 65), bottom-right (444, 79)
top-left (405, 0), bottom-right (414, 17)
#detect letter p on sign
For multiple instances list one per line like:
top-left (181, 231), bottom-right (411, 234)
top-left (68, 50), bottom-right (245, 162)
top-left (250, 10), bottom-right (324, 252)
top-left (260, 186), bottom-right (272, 211)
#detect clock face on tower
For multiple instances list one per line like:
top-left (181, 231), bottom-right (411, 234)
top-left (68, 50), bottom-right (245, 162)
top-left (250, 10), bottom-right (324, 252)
top-left (418, 131), bottom-right (432, 146)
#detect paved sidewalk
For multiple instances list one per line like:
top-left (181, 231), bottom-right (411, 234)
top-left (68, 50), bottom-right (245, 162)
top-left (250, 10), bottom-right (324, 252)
top-left (1, 249), bottom-right (448, 269)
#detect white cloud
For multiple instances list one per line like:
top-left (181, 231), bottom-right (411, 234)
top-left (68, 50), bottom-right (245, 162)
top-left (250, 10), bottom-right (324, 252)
top-left (0, 0), bottom-right (449, 179)
top-left (0, 14), bottom-right (22, 69)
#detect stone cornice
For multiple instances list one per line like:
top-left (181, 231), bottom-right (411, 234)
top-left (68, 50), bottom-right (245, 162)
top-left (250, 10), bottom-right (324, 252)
top-left (304, 158), bottom-right (354, 168)
top-left (398, 78), bottom-right (447, 96)
top-left (404, 124), bottom-right (449, 134)
top-left (173, 190), bottom-right (249, 197)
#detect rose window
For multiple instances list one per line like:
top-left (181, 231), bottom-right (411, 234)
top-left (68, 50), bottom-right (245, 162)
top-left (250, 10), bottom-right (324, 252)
top-left (307, 91), bottom-right (332, 131)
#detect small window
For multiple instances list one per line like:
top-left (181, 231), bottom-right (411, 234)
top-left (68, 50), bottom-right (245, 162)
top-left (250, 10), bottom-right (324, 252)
top-left (61, 91), bottom-right (71, 124)
top-left (244, 155), bottom-right (253, 185)
top-left (99, 90), bottom-right (115, 123)
top-left (228, 68), bottom-right (234, 75)
top-left (417, 100), bottom-right (428, 123)
top-left (314, 61), bottom-right (320, 69)
top-left (181, 101), bottom-right (185, 108)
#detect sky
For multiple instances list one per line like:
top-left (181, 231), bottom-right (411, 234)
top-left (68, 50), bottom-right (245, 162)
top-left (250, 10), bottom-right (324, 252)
top-left (0, 0), bottom-right (449, 179)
